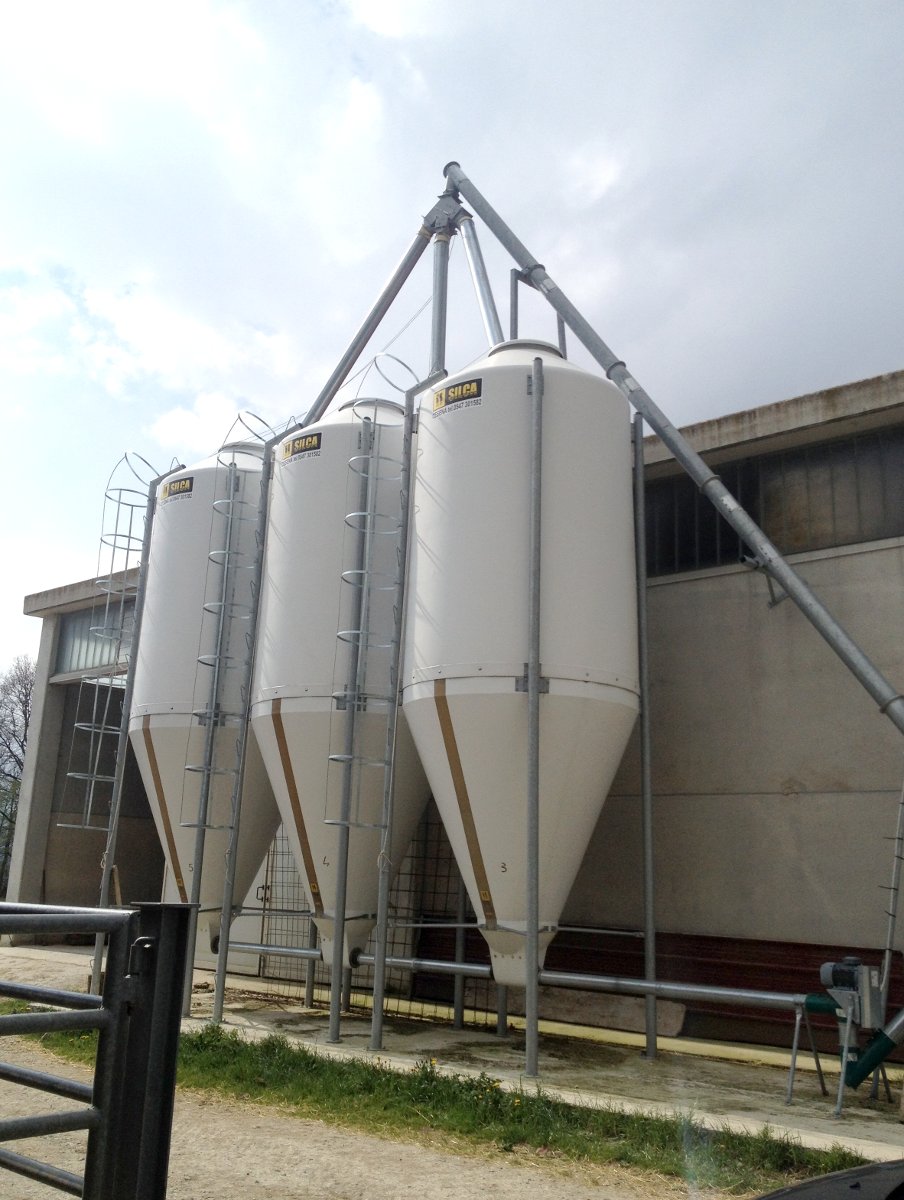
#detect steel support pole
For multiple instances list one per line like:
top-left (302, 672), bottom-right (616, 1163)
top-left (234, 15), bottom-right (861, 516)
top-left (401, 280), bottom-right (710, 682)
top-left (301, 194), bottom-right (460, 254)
top-left (430, 234), bottom-right (451, 377)
top-left (633, 413), bottom-right (657, 1059)
top-left (442, 161), bottom-right (904, 739)
top-left (304, 918), bottom-right (318, 1007)
top-left (524, 357), bottom-right (543, 1078)
top-left (509, 269), bottom-right (520, 340)
top-left (209, 791), bottom-right (244, 1011)
top-left (182, 462), bottom-right (239, 1017)
top-left (452, 875), bottom-right (467, 1030)
top-left (92, 472), bottom-right (168, 996)
top-left (305, 227), bottom-right (433, 427)
top-left (457, 214), bottom-right (504, 346)
top-left (369, 369), bottom-right (445, 1052)
top-left (496, 985), bottom-right (509, 1036)
top-left (880, 775), bottom-right (904, 1014)
top-left (212, 504), bottom-right (260, 1021)
top-left (787, 1005), bottom-right (803, 1105)
top-left (835, 999), bottom-right (856, 1117)
top-left (369, 486), bottom-right (406, 1046)
top-left (327, 422), bottom-right (374, 1043)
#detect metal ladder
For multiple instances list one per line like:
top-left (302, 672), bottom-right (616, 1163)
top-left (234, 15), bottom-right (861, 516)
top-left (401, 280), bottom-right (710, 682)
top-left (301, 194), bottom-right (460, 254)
top-left (181, 450), bottom-right (260, 998)
top-left (327, 413), bottom-right (402, 832)
top-left (60, 456), bottom-right (154, 846)
top-left (326, 404), bottom-right (407, 1037)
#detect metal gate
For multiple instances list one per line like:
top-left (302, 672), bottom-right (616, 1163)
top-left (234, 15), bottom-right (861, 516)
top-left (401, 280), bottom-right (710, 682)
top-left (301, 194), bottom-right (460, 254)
top-left (0, 902), bottom-right (190, 1199)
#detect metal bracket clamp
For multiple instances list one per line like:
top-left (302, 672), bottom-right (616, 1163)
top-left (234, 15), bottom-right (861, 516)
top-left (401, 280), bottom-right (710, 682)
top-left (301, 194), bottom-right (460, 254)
top-left (128, 937), bottom-right (155, 976)
top-left (742, 555), bottom-right (790, 608)
top-left (422, 193), bottom-right (469, 239)
top-left (514, 262), bottom-right (546, 290)
top-left (515, 666), bottom-right (549, 693)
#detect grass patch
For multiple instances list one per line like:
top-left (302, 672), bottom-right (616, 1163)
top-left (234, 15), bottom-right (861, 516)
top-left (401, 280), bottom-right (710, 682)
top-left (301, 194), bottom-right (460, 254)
top-left (2, 1004), bottom-right (867, 1194)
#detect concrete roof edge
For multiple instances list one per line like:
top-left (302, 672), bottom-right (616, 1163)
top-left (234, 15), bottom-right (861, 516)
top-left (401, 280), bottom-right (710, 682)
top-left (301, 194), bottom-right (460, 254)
top-left (643, 369), bottom-right (904, 466)
top-left (24, 567), bottom-right (140, 618)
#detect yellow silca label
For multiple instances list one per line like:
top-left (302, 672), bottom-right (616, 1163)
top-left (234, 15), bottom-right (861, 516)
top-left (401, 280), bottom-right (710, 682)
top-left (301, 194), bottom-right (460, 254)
top-left (433, 377), bottom-right (482, 414)
top-left (161, 476), bottom-right (194, 501)
top-left (281, 431), bottom-right (323, 460)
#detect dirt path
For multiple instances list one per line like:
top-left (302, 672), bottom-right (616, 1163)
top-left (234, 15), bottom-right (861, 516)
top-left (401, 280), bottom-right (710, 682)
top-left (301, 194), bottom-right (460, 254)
top-left (0, 1037), bottom-right (690, 1200)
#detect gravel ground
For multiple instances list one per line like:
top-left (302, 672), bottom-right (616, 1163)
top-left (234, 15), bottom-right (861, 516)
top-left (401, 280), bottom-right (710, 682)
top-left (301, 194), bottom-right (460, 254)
top-left (0, 1036), bottom-right (688, 1200)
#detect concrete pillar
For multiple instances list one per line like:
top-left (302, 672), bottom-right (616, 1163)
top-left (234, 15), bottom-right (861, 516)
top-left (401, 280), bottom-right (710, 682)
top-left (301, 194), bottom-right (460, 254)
top-left (5, 615), bottom-right (64, 907)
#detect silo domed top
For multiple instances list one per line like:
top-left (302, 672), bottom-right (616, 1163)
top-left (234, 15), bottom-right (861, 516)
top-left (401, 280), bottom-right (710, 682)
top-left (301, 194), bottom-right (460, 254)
top-left (488, 339), bottom-right (564, 359)
top-left (336, 397), bottom-right (405, 425)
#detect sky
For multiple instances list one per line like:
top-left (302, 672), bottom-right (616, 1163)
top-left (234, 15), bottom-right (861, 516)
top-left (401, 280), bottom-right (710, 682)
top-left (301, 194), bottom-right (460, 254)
top-left (1, 0), bottom-right (902, 671)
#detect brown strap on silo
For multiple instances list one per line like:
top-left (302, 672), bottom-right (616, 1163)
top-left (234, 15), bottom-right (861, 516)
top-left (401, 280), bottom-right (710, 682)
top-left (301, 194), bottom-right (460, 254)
top-left (270, 699), bottom-right (324, 917)
top-left (433, 679), bottom-right (496, 929)
top-left (140, 716), bottom-right (188, 902)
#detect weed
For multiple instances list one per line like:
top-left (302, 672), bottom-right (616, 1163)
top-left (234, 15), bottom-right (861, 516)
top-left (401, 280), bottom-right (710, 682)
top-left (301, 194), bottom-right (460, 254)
top-left (1, 1004), bottom-right (867, 1194)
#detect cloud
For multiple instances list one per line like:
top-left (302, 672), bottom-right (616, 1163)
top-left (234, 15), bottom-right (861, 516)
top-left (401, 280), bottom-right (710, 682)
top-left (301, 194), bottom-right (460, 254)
top-left (0, 280), bottom-right (76, 376)
top-left (560, 143), bottom-right (625, 210)
top-left (343, 0), bottom-right (437, 39)
top-left (342, 0), bottom-right (511, 40)
top-left (293, 77), bottom-right (390, 265)
top-left (83, 287), bottom-right (245, 388)
top-left (0, 263), bottom-right (304, 408)
top-left (0, 0), bottom-right (266, 149)
top-left (145, 391), bottom-right (270, 458)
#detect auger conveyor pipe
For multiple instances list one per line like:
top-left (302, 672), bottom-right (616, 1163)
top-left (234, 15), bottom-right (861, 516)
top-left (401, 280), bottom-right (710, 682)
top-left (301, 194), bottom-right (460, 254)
top-left (540, 968), bottom-right (840, 1014)
top-left (442, 161), bottom-right (904, 740)
top-left (355, 948), bottom-right (838, 1013)
top-left (845, 1005), bottom-right (904, 1088)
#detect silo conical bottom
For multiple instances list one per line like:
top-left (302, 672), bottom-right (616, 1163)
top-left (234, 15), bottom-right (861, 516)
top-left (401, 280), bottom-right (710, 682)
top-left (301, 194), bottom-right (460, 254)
top-left (403, 677), bottom-right (639, 989)
top-left (484, 929), bottom-right (557, 988)
top-left (315, 916), bottom-right (378, 973)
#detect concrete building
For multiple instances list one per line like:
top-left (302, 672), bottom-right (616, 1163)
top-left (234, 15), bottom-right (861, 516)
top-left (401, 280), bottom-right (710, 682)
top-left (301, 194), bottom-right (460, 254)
top-left (6, 574), bottom-right (163, 911)
top-left (9, 367), bottom-right (904, 1045)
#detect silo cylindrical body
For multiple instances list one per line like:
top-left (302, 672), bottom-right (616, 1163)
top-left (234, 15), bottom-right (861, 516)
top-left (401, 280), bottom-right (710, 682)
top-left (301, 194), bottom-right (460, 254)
top-left (250, 400), bottom-right (430, 968)
top-left (128, 442), bottom-right (281, 948)
top-left (401, 341), bottom-right (640, 986)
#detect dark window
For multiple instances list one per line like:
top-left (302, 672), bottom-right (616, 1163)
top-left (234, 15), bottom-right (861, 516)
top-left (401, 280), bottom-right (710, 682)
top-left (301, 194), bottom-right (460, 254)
top-left (645, 427), bottom-right (904, 576)
top-left (55, 600), bottom-right (135, 675)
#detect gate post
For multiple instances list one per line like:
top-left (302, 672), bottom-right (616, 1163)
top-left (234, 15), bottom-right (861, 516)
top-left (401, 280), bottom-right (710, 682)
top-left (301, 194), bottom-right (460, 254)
top-left (101, 903), bottom-right (191, 1200)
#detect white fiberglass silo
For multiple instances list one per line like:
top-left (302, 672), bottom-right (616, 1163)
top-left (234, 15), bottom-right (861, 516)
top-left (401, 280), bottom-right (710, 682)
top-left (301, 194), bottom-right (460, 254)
top-left (128, 442), bottom-right (281, 948)
top-left (251, 400), bottom-right (430, 967)
top-left (401, 341), bottom-right (640, 986)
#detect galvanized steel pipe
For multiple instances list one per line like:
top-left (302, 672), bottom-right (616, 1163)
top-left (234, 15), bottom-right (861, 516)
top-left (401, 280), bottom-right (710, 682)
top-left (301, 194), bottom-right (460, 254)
top-left (355, 951), bottom-right (492, 979)
top-left (633, 413), bottom-right (658, 1059)
top-left (442, 161), bottom-right (904, 739)
top-left (539, 967), bottom-right (811, 1010)
top-left (457, 214), bottom-right (504, 346)
top-left (430, 233), bottom-right (451, 376)
top-left (227, 940), bottom-right (321, 962)
top-left (369, 369), bottom-right (446, 1052)
top-left (525, 357), bottom-right (544, 1078)
top-left (306, 227), bottom-right (433, 427)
